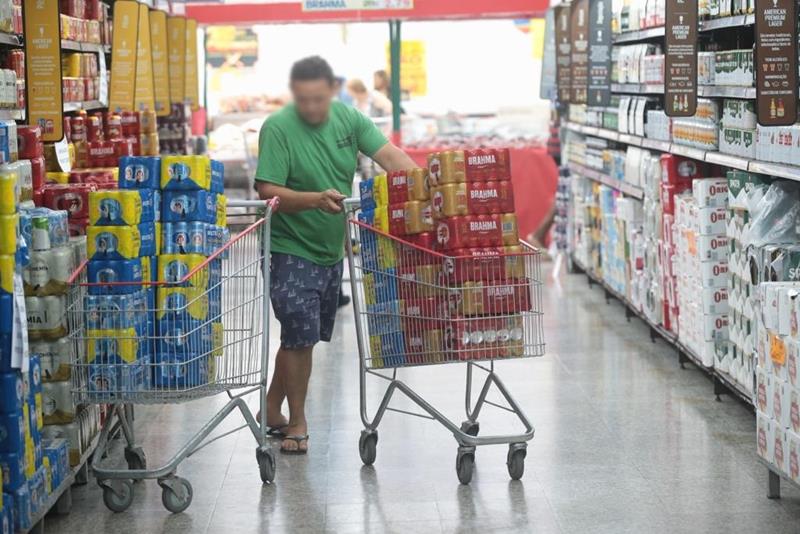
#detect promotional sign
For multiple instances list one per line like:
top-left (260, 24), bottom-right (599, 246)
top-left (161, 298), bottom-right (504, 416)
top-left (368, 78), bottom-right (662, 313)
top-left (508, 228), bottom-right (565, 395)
top-left (303, 0), bottom-right (413, 10)
top-left (754, 0), bottom-right (798, 125)
top-left (150, 10), bottom-right (170, 116)
top-left (23, 0), bottom-right (63, 141)
top-left (185, 18), bottom-right (199, 110)
top-left (385, 40), bottom-right (427, 97)
top-left (569, 0), bottom-right (589, 104)
top-left (665, 0), bottom-right (698, 116)
top-left (588, 0), bottom-right (612, 106)
top-left (168, 16), bottom-right (186, 105)
top-left (554, 5), bottom-right (571, 102)
top-left (134, 4), bottom-right (155, 113)
top-left (108, 0), bottom-right (140, 113)
top-left (539, 9), bottom-right (556, 100)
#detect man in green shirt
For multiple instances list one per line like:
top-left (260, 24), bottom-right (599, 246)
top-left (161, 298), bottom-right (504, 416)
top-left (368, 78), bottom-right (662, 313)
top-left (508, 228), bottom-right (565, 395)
top-left (255, 56), bottom-right (416, 454)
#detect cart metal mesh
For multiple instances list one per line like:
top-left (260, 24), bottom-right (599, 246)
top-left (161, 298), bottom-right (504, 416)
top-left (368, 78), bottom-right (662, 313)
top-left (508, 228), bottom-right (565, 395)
top-left (348, 218), bottom-right (545, 369)
top-left (67, 212), bottom-right (269, 405)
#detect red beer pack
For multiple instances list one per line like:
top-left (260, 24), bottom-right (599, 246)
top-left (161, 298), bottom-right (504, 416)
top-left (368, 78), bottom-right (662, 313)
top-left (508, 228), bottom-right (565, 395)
top-left (445, 246), bottom-right (526, 283)
top-left (660, 154), bottom-right (707, 186)
top-left (436, 214), bottom-right (519, 250)
top-left (427, 148), bottom-right (511, 185)
top-left (448, 280), bottom-right (531, 316)
top-left (396, 262), bottom-right (441, 300)
top-left (432, 180), bottom-right (515, 218)
top-left (387, 203), bottom-right (407, 236)
top-left (42, 183), bottom-right (96, 219)
top-left (387, 170), bottom-right (409, 204)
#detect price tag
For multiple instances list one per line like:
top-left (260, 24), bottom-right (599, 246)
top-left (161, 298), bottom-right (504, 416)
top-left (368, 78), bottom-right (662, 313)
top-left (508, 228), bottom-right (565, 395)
top-left (11, 273), bottom-right (28, 372)
top-left (771, 333), bottom-right (787, 365)
top-left (54, 137), bottom-right (71, 172)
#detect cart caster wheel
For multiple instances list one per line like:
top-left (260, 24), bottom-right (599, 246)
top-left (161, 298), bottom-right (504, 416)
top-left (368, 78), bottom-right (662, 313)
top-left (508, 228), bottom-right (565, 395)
top-left (101, 480), bottom-right (134, 513)
top-left (507, 446), bottom-right (527, 481)
top-left (456, 451), bottom-right (475, 485)
top-left (359, 431), bottom-right (378, 466)
top-left (160, 476), bottom-right (193, 513)
top-left (256, 446), bottom-right (276, 483)
top-left (460, 421), bottom-right (479, 437)
top-left (124, 446), bottom-right (147, 472)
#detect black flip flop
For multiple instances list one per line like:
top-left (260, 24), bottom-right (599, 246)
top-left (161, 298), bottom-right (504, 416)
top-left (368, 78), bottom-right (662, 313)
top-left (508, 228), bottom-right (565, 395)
top-left (280, 435), bottom-right (309, 455)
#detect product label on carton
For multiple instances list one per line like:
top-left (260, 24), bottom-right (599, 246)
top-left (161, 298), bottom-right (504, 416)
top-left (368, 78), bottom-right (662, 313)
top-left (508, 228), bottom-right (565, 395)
top-left (755, 0), bottom-right (798, 126)
top-left (700, 260), bottom-right (729, 288)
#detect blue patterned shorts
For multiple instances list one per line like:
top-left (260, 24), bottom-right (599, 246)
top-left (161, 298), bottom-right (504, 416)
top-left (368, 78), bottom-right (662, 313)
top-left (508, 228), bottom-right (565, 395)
top-left (270, 253), bottom-right (343, 349)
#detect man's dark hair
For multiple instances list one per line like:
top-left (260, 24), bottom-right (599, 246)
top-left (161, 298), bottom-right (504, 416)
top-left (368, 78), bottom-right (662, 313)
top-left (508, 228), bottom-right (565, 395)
top-left (290, 56), bottom-right (334, 85)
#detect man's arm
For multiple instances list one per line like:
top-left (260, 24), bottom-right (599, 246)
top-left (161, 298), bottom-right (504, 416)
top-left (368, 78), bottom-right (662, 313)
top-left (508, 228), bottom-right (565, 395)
top-left (256, 182), bottom-right (345, 214)
top-left (371, 142), bottom-right (417, 173)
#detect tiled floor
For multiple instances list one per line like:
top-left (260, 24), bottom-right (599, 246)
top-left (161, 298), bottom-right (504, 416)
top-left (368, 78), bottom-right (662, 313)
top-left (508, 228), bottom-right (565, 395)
top-left (48, 270), bottom-right (800, 533)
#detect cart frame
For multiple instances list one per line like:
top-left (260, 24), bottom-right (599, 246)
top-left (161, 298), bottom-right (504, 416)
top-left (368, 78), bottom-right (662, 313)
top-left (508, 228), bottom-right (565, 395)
top-left (65, 198), bottom-right (278, 513)
top-left (344, 198), bottom-right (543, 484)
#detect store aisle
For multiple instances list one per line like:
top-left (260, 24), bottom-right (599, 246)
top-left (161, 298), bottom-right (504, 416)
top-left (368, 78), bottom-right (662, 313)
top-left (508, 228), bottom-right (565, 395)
top-left (49, 272), bottom-right (800, 533)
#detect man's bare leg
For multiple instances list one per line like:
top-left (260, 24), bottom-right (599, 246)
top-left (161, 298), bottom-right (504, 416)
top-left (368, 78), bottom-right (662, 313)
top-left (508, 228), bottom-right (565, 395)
top-left (264, 347), bottom-right (290, 428)
top-left (281, 346), bottom-right (313, 452)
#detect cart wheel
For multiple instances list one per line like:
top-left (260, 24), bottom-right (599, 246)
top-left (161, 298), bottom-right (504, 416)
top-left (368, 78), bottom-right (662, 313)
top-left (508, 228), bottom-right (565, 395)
top-left (256, 446), bottom-right (276, 483)
top-left (359, 431), bottom-right (378, 466)
top-left (160, 477), bottom-right (193, 513)
top-left (456, 452), bottom-right (475, 485)
top-left (507, 447), bottom-right (526, 481)
top-left (124, 446), bottom-right (147, 472)
top-left (101, 480), bottom-right (134, 513)
top-left (460, 421), bottom-right (480, 437)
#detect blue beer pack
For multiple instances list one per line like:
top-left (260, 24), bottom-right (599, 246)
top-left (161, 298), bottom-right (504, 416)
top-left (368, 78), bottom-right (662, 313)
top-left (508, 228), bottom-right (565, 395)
top-left (161, 156), bottom-right (211, 191)
top-left (87, 258), bottom-right (145, 295)
top-left (87, 222), bottom-right (156, 260)
top-left (0, 411), bottom-right (24, 453)
top-left (18, 208), bottom-right (69, 249)
top-left (84, 292), bottom-right (148, 332)
top-left (119, 156), bottom-right (161, 190)
top-left (0, 373), bottom-right (22, 414)
top-left (211, 160), bottom-right (224, 194)
top-left (162, 222), bottom-right (207, 255)
top-left (359, 179), bottom-right (376, 211)
top-left (162, 190), bottom-right (217, 223)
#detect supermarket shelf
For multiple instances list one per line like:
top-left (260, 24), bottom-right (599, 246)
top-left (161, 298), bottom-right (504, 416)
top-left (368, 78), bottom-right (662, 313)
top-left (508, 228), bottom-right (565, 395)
top-left (698, 85), bottom-right (756, 99)
top-left (571, 255), bottom-right (754, 407)
top-left (0, 32), bottom-right (21, 47)
top-left (641, 137), bottom-right (672, 152)
top-left (749, 160), bottom-right (800, 182)
top-left (61, 40), bottom-right (109, 53)
top-left (758, 457), bottom-right (800, 499)
top-left (613, 26), bottom-right (665, 43)
top-left (21, 470), bottom-right (75, 533)
top-left (670, 143), bottom-right (708, 161)
top-left (567, 162), bottom-right (644, 199)
top-left (705, 151), bottom-right (751, 172)
top-left (611, 83), bottom-right (664, 94)
top-left (64, 100), bottom-right (106, 113)
top-left (699, 14), bottom-right (755, 32)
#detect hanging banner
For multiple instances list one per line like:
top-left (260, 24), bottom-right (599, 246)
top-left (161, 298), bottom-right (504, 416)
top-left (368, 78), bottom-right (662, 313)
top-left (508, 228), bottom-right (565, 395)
top-left (23, 0), bottom-right (63, 141)
top-left (570, 0), bottom-right (589, 104)
top-left (539, 9), bottom-right (556, 100)
top-left (385, 40), bottom-right (427, 97)
top-left (754, 0), bottom-right (798, 125)
top-left (150, 10), bottom-right (170, 116)
top-left (134, 4), bottom-right (155, 112)
top-left (554, 5), bottom-right (571, 102)
top-left (665, 0), bottom-right (698, 116)
top-left (168, 16), bottom-right (186, 106)
top-left (108, 0), bottom-right (140, 113)
top-left (185, 19), bottom-right (199, 110)
top-left (588, 0), bottom-right (612, 106)
top-left (303, 0), bottom-right (413, 10)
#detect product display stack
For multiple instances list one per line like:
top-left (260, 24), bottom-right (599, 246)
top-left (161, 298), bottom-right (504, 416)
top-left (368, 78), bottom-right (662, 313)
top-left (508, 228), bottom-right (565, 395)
top-left (357, 149), bottom-right (529, 367)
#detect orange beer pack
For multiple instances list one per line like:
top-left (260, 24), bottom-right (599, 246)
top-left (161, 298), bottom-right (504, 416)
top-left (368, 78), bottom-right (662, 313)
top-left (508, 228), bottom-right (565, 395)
top-left (432, 180), bottom-right (515, 218)
top-left (427, 148), bottom-right (511, 184)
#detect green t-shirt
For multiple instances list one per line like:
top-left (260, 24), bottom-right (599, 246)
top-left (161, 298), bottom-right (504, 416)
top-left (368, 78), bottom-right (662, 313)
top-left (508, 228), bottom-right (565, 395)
top-left (255, 101), bottom-right (388, 265)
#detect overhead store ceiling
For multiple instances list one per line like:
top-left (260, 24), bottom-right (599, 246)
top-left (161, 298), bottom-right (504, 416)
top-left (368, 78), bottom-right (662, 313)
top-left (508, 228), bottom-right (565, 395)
top-left (185, 0), bottom-right (548, 25)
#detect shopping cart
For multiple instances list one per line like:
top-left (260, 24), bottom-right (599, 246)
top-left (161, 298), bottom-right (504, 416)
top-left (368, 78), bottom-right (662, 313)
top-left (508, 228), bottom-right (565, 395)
top-left (65, 198), bottom-right (278, 513)
top-left (345, 199), bottom-right (545, 484)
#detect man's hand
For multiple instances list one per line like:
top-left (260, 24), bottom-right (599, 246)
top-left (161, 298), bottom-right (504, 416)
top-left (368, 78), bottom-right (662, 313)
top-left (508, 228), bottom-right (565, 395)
top-left (317, 189), bottom-right (346, 213)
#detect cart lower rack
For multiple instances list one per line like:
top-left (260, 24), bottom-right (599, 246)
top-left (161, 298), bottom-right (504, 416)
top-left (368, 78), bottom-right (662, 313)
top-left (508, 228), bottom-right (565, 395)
top-left (65, 199), bottom-right (278, 513)
top-left (345, 199), bottom-right (545, 484)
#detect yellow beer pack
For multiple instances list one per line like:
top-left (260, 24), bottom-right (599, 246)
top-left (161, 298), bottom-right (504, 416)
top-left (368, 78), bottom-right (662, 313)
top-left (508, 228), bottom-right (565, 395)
top-left (156, 286), bottom-right (209, 322)
top-left (0, 213), bottom-right (17, 255)
top-left (158, 253), bottom-right (208, 288)
top-left (0, 168), bottom-right (17, 215)
top-left (87, 328), bottom-right (140, 363)
top-left (373, 205), bottom-right (389, 234)
top-left (0, 254), bottom-right (13, 293)
top-left (372, 173), bottom-right (389, 207)
top-left (407, 167), bottom-right (430, 201)
top-left (87, 223), bottom-right (157, 260)
top-left (45, 172), bottom-right (69, 185)
top-left (161, 155), bottom-right (211, 191)
top-left (88, 190), bottom-right (144, 226)
top-left (216, 194), bottom-right (227, 226)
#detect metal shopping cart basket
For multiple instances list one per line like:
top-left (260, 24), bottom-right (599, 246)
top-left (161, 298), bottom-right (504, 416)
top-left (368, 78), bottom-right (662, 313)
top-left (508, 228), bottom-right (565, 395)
top-left (65, 199), bottom-right (278, 513)
top-left (345, 200), bottom-right (545, 484)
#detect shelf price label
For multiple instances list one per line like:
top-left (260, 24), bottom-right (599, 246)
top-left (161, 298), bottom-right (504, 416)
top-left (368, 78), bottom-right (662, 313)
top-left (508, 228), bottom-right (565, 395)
top-left (108, 0), bottom-right (139, 113)
top-left (665, 0), bottom-right (698, 116)
top-left (150, 10), bottom-right (170, 116)
top-left (554, 5), bottom-right (571, 103)
top-left (23, 0), bottom-right (63, 142)
top-left (569, 0), bottom-right (589, 104)
top-left (168, 16), bottom-right (186, 106)
top-left (588, 0), bottom-right (612, 106)
top-left (755, 0), bottom-right (798, 126)
top-left (185, 19), bottom-right (199, 111)
top-left (134, 4), bottom-right (155, 113)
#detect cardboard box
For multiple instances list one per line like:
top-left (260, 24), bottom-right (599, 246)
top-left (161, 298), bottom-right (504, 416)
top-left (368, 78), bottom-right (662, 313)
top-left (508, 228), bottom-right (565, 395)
top-left (757, 411), bottom-right (774, 463)
top-left (775, 427), bottom-right (788, 474)
top-left (700, 260), bottom-right (729, 289)
top-left (696, 206), bottom-right (728, 236)
top-left (701, 313), bottom-right (728, 342)
top-left (701, 286), bottom-right (729, 315)
top-left (787, 430), bottom-right (800, 483)
top-left (693, 178), bottom-right (729, 208)
top-left (696, 235), bottom-right (729, 262)
top-left (756, 365), bottom-right (773, 414)
top-left (773, 378), bottom-right (791, 429)
top-left (789, 388), bottom-right (800, 434)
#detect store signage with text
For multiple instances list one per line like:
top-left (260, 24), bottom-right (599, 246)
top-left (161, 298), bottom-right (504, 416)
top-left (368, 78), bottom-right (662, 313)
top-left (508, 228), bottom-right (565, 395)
top-left (569, 0), bottom-right (589, 104)
top-left (755, 0), bottom-right (798, 125)
top-left (554, 5), bottom-right (571, 102)
top-left (150, 10), bottom-right (170, 116)
top-left (134, 4), bottom-right (156, 113)
top-left (665, 0), bottom-right (698, 116)
top-left (109, 0), bottom-right (139, 113)
top-left (385, 40), bottom-right (427, 97)
top-left (185, 19), bottom-right (199, 110)
top-left (588, 0), bottom-right (612, 106)
top-left (168, 16), bottom-right (186, 106)
top-left (23, 0), bottom-right (63, 141)
top-left (540, 9), bottom-right (556, 100)
top-left (302, 0), bottom-right (413, 10)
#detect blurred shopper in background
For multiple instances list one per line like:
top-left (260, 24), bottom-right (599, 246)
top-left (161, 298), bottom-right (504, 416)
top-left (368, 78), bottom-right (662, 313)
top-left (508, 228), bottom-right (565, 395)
top-left (254, 56), bottom-right (416, 454)
top-left (346, 78), bottom-right (392, 179)
top-left (373, 69), bottom-right (391, 99)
